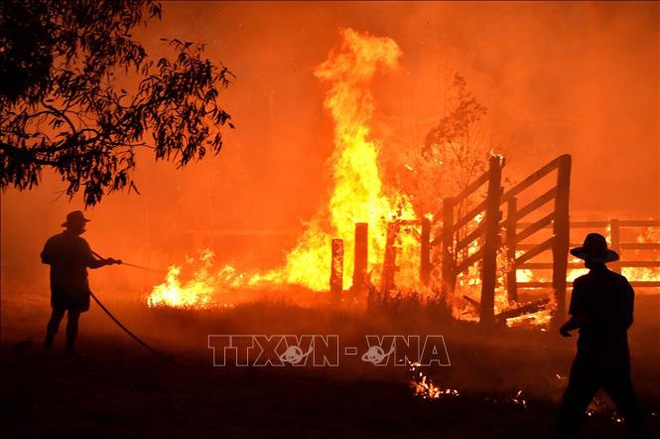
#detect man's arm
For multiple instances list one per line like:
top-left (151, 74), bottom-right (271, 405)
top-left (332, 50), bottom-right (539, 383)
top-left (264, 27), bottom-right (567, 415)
top-left (40, 237), bottom-right (54, 264)
top-left (622, 277), bottom-right (634, 330)
top-left (560, 278), bottom-right (586, 337)
top-left (86, 255), bottom-right (110, 269)
top-left (80, 240), bottom-right (121, 269)
top-left (560, 314), bottom-right (585, 337)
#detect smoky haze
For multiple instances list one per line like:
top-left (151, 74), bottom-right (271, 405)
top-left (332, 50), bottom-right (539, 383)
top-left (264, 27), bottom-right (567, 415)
top-left (1, 1), bottom-right (658, 298)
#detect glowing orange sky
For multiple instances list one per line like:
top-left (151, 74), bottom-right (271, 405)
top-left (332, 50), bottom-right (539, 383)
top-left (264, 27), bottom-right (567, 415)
top-left (1, 2), bottom-right (658, 293)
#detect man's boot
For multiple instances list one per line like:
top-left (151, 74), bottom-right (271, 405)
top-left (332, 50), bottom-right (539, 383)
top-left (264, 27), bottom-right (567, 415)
top-left (44, 331), bottom-right (55, 351)
top-left (64, 334), bottom-right (75, 357)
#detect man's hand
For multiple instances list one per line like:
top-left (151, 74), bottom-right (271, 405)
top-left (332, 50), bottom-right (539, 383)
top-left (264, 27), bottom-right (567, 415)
top-left (559, 322), bottom-right (573, 337)
top-left (105, 258), bottom-right (123, 265)
top-left (559, 315), bottom-right (584, 337)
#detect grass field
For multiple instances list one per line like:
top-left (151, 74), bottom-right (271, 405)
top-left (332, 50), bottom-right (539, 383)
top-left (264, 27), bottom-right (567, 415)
top-left (2, 287), bottom-right (659, 438)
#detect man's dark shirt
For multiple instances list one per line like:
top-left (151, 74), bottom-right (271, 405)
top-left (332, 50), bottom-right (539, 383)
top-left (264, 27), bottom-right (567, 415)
top-left (41, 230), bottom-right (101, 311)
top-left (569, 265), bottom-right (634, 363)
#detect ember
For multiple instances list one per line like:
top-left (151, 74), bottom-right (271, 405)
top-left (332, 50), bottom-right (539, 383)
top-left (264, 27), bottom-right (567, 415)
top-left (408, 362), bottom-right (459, 400)
top-left (482, 390), bottom-right (529, 410)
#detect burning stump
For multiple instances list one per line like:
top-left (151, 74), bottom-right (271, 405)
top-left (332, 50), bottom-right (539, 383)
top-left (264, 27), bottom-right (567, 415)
top-left (351, 222), bottom-right (369, 296)
top-left (330, 238), bottom-right (344, 303)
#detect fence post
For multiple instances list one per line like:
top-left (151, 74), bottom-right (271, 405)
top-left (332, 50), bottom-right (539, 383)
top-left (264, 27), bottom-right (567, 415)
top-left (609, 218), bottom-right (621, 273)
top-left (480, 155), bottom-right (504, 326)
top-left (442, 198), bottom-right (456, 301)
top-left (352, 223), bottom-right (369, 294)
top-left (381, 222), bottom-right (399, 300)
top-left (552, 155), bottom-right (571, 328)
top-left (506, 197), bottom-right (518, 302)
top-left (420, 217), bottom-right (432, 285)
top-left (330, 239), bottom-right (344, 303)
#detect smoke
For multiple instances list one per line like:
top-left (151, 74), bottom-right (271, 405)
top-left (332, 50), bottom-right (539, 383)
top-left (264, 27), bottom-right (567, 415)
top-left (2, 6), bottom-right (659, 423)
top-left (2, 2), bottom-right (658, 299)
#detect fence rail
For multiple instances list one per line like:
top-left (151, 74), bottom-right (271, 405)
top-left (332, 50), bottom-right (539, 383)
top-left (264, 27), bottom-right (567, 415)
top-left (514, 218), bottom-right (660, 290)
top-left (430, 154), bottom-right (572, 327)
top-left (517, 281), bottom-right (660, 289)
top-left (433, 155), bottom-right (506, 325)
top-left (502, 154), bottom-right (571, 327)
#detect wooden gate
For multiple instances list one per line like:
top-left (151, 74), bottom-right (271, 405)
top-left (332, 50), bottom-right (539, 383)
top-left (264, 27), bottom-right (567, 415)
top-left (501, 154), bottom-right (572, 326)
top-left (437, 155), bottom-right (506, 325)
top-left (359, 152), bottom-right (656, 325)
top-left (428, 154), bottom-right (571, 326)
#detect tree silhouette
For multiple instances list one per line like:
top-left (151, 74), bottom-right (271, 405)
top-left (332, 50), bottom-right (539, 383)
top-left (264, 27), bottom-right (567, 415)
top-left (0, 0), bottom-right (234, 206)
top-left (422, 74), bottom-right (488, 197)
top-left (392, 73), bottom-right (490, 218)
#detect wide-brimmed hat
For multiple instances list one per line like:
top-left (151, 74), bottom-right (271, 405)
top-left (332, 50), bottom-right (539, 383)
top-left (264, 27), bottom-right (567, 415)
top-left (570, 233), bottom-right (619, 263)
top-left (61, 210), bottom-right (90, 228)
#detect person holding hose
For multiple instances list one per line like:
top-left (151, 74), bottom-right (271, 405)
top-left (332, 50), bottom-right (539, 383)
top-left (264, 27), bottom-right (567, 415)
top-left (41, 210), bottom-right (121, 356)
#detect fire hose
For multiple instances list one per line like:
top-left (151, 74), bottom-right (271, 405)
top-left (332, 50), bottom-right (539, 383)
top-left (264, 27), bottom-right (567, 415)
top-left (87, 250), bottom-right (179, 364)
top-left (91, 251), bottom-right (166, 274)
top-left (88, 251), bottom-right (217, 381)
top-left (88, 291), bottom-right (224, 384)
top-left (88, 290), bottom-right (176, 364)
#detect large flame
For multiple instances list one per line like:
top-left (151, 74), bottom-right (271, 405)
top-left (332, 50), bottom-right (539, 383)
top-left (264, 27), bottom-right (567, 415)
top-left (284, 28), bottom-right (416, 290)
top-left (147, 28), bottom-right (418, 307)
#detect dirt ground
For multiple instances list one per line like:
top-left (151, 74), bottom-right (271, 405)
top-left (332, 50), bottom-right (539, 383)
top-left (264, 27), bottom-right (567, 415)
top-left (1, 289), bottom-right (659, 438)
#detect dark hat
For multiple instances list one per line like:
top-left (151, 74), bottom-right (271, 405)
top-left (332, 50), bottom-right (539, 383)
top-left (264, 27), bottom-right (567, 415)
top-left (61, 210), bottom-right (90, 228)
top-left (570, 233), bottom-right (619, 263)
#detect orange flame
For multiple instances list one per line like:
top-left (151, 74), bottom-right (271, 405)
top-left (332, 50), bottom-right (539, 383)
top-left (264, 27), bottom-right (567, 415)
top-left (284, 28), bottom-right (416, 290)
top-left (147, 249), bottom-right (216, 308)
top-left (147, 29), bottom-right (658, 316)
top-left (147, 29), bottom-right (418, 308)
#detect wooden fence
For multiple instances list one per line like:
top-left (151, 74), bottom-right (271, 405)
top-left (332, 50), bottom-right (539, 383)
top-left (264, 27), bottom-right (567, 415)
top-left (330, 153), bottom-right (659, 327)
top-left (437, 155), bottom-right (505, 326)
top-left (514, 219), bottom-right (660, 289)
top-left (500, 154), bottom-right (572, 324)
